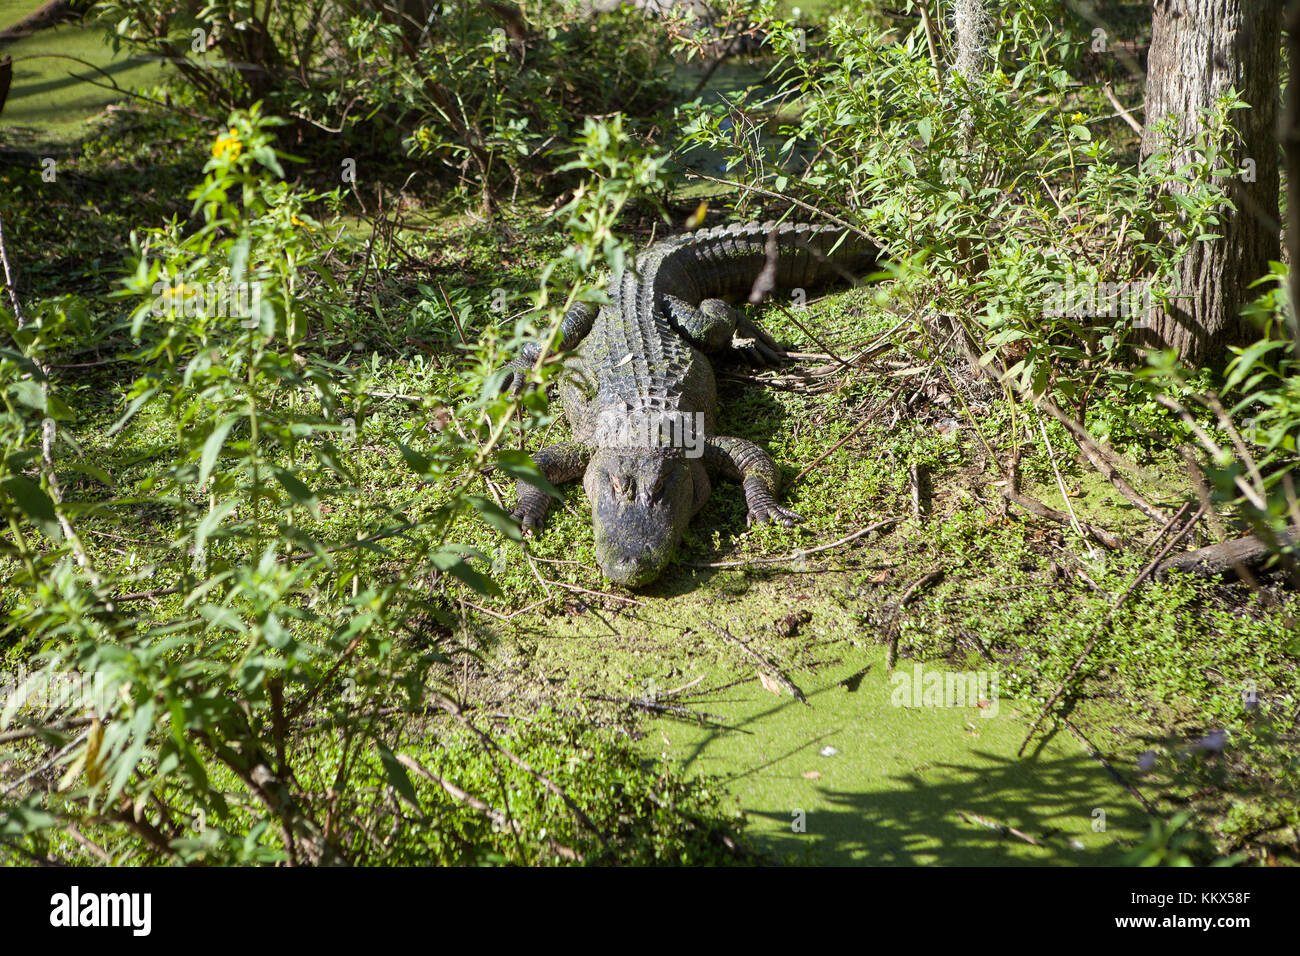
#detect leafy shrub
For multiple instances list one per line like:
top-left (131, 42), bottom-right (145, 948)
top-left (0, 107), bottom-right (741, 865)
top-left (92, 0), bottom-right (673, 203)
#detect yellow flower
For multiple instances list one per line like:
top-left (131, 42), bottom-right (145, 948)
top-left (291, 215), bottom-right (305, 227)
top-left (213, 127), bottom-right (242, 161)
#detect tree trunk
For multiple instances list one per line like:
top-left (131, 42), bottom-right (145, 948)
top-left (1140, 0), bottom-right (1283, 365)
top-left (1286, 2), bottom-right (1300, 358)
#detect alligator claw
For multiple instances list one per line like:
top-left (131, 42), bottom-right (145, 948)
top-left (499, 366), bottom-right (529, 396)
top-left (746, 504), bottom-right (802, 528)
top-left (733, 317), bottom-right (787, 367)
top-left (510, 506), bottom-right (546, 536)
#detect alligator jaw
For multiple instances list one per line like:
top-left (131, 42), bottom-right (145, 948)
top-left (586, 448), bottom-right (698, 588)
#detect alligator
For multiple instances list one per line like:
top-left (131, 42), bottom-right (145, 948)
top-left (503, 220), bottom-right (881, 587)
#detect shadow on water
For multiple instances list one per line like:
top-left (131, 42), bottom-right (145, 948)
top-left (657, 666), bottom-right (1148, 866)
top-left (752, 748), bottom-right (1143, 865)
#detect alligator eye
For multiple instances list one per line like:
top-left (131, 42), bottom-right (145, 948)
top-left (611, 474), bottom-right (634, 500)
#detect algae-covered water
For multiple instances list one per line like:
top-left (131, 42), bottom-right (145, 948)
top-left (513, 564), bottom-right (1148, 865)
top-left (1, 1), bottom-right (167, 137)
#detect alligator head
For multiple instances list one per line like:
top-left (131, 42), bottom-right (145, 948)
top-left (584, 447), bottom-right (710, 587)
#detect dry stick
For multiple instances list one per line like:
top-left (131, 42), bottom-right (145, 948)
top-left (549, 579), bottom-right (646, 606)
top-left (682, 516), bottom-right (902, 569)
top-left (581, 692), bottom-right (728, 727)
top-left (1036, 398), bottom-right (1167, 520)
top-left (999, 485), bottom-right (1124, 550)
top-left (1156, 394), bottom-right (1269, 512)
top-left (0, 215), bottom-right (22, 319)
top-left (460, 597), bottom-right (555, 622)
top-left (658, 673), bottom-right (707, 700)
top-left (790, 382), bottom-right (905, 487)
top-left (918, 0), bottom-right (945, 93)
top-left (1061, 716), bottom-right (1158, 815)
top-left (910, 462), bottom-right (924, 520)
top-left (396, 752), bottom-right (511, 829)
top-left (772, 300), bottom-right (852, 369)
top-left (435, 279), bottom-right (468, 346)
top-left (0, 215), bottom-right (101, 586)
top-left (1035, 412), bottom-right (1095, 557)
top-left (704, 621), bottom-right (808, 705)
top-left (397, 751), bottom-right (578, 861)
top-left (1101, 82), bottom-right (1144, 134)
top-left (1017, 504), bottom-right (1206, 757)
top-left (429, 692), bottom-right (607, 844)
top-left (1197, 393), bottom-right (1269, 505)
top-left (885, 569), bottom-right (945, 671)
top-left (64, 823), bottom-right (113, 864)
top-left (1142, 500), bottom-right (1194, 557)
top-left (956, 810), bottom-right (1042, 846)
top-left (0, 715), bottom-right (96, 744)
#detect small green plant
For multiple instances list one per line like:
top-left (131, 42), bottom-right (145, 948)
top-left (0, 106), bottom-right (739, 865)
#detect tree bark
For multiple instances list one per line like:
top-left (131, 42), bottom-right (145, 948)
top-left (1140, 0), bottom-right (1284, 365)
top-left (1286, 2), bottom-right (1300, 358)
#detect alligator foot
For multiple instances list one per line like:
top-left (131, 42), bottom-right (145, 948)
top-left (499, 346), bottom-right (540, 395)
top-left (746, 500), bottom-right (802, 528)
top-left (704, 435), bottom-right (802, 529)
top-left (510, 495), bottom-right (549, 535)
top-left (498, 303), bottom-right (597, 395)
top-left (732, 314), bottom-right (786, 367)
top-left (507, 441), bottom-right (591, 535)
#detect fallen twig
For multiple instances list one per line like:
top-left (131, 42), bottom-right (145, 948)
top-left (884, 569), bottom-right (945, 670)
top-left (703, 622), bottom-right (808, 705)
top-left (1018, 505), bottom-right (1205, 756)
top-left (1156, 524), bottom-right (1299, 579)
top-left (682, 517), bottom-right (902, 570)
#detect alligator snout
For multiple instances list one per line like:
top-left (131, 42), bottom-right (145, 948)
top-left (601, 547), bottom-right (668, 588)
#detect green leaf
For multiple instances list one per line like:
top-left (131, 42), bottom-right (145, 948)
top-left (229, 237), bottom-right (251, 286)
top-left (917, 117), bottom-right (932, 146)
top-left (494, 449), bottom-right (560, 499)
top-left (250, 145), bottom-right (285, 178)
top-left (274, 468), bottom-right (319, 513)
top-left (1, 476), bottom-right (62, 541)
top-left (432, 549), bottom-right (501, 596)
top-left (468, 495), bottom-right (522, 541)
top-left (109, 386), bottom-right (159, 436)
top-left (65, 461), bottom-right (113, 486)
top-left (9, 379), bottom-right (46, 412)
top-left (1224, 339), bottom-right (1286, 392)
top-left (198, 416), bottom-right (239, 486)
top-left (398, 443), bottom-right (431, 475)
top-left (194, 497), bottom-right (238, 553)
top-left (378, 747), bottom-right (421, 810)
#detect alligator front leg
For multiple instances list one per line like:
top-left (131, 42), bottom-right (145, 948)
top-left (662, 295), bottom-right (785, 366)
top-left (705, 436), bottom-right (801, 527)
top-left (501, 302), bottom-right (598, 394)
top-left (510, 441), bottom-right (592, 533)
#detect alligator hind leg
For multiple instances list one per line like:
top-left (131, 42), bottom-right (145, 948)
top-left (663, 295), bottom-right (785, 366)
top-left (705, 435), bottom-right (801, 527)
top-left (501, 302), bottom-right (598, 394)
top-left (509, 441), bottom-right (592, 533)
